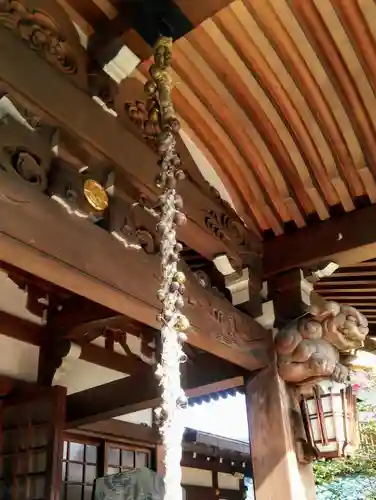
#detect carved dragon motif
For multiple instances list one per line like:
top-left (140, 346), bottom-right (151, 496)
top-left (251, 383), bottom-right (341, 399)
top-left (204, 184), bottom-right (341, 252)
top-left (275, 301), bottom-right (369, 385)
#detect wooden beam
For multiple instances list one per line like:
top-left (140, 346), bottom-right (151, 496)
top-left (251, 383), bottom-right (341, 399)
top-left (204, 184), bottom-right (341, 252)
top-left (264, 204), bottom-right (376, 277)
top-left (268, 269), bottom-right (308, 328)
top-left (0, 310), bottom-right (142, 375)
top-left (0, 171), bottom-right (271, 370)
top-left (66, 354), bottom-right (245, 426)
top-left (0, 310), bottom-right (41, 345)
top-left (68, 419), bottom-right (160, 445)
top-left (183, 486), bottom-right (241, 500)
top-left (0, 26), bottom-right (260, 270)
top-left (181, 453), bottom-right (251, 476)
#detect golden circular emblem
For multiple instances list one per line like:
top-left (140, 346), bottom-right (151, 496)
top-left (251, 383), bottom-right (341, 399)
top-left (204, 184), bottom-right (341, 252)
top-left (83, 179), bottom-right (108, 212)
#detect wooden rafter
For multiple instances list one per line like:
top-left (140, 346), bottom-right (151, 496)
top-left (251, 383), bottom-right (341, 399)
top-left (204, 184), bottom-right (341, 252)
top-left (123, 0), bottom-right (376, 238)
top-left (66, 353), bottom-right (245, 426)
top-left (312, 259), bottom-right (376, 334)
top-left (264, 204), bottom-right (376, 277)
top-left (87, 0), bottom-right (238, 63)
top-left (0, 310), bottom-right (144, 375)
top-left (68, 419), bottom-right (160, 444)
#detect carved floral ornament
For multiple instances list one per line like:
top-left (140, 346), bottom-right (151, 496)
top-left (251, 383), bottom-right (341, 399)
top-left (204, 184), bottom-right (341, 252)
top-left (275, 300), bottom-right (369, 386)
top-left (205, 210), bottom-right (260, 255)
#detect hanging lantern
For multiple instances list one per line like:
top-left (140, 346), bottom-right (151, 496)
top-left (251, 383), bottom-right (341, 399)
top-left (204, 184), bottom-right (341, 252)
top-left (301, 385), bottom-right (359, 459)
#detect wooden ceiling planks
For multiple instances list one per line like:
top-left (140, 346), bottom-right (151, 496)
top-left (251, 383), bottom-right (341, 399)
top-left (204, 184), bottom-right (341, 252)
top-left (314, 259), bottom-right (376, 328)
top-left (53, 0), bottom-right (376, 238)
top-left (129, 67), bottom-right (265, 232)
top-left (171, 0), bottom-right (376, 235)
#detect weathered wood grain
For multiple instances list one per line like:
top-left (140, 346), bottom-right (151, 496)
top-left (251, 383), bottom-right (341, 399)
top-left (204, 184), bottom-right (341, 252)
top-left (245, 364), bottom-right (316, 500)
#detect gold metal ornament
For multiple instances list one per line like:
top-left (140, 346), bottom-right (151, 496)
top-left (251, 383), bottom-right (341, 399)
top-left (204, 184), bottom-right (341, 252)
top-left (176, 315), bottom-right (190, 332)
top-left (83, 179), bottom-right (108, 211)
top-left (173, 271), bottom-right (186, 285)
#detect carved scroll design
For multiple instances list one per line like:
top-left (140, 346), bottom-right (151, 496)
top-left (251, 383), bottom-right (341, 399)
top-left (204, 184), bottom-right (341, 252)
top-left (5, 148), bottom-right (48, 190)
top-left (87, 69), bottom-right (262, 269)
top-left (87, 67), bottom-right (161, 153)
top-left (113, 213), bottom-right (158, 255)
top-left (0, 115), bottom-right (52, 191)
top-left (125, 99), bottom-right (161, 153)
top-left (0, 0), bottom-right (78, 74)
top-left (204, 209), bottom-right (260, 258)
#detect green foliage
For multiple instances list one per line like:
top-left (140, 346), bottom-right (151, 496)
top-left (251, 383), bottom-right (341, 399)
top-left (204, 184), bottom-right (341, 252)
top-left (314, 382), bottom-right (376, 498)
top-left (360, 419), bottom-right (376, 438)
top-left (313, 419), bottom-right (376, 486)
top-left (314, 457), bottom-right (376, 486)
top-left (358, 401), bottom-right (376, 412)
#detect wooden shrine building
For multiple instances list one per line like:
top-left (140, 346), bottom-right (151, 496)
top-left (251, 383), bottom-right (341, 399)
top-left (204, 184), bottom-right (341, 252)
top-left (1, 0), bottom-right (376, 499)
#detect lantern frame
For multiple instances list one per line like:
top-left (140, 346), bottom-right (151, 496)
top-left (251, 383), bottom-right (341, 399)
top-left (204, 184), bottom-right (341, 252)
top-left (301, 385), bottom-right (358, 459)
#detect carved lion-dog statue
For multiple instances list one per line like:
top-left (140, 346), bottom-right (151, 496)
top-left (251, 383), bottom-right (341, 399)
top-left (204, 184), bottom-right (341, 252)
top-left (275, 301), bottom-right (369, 384)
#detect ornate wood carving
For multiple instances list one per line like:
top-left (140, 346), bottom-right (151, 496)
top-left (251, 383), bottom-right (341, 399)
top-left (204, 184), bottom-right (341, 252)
top-left (0, 115), bottom-right (52, 191)
top-left (48, 157), bottom-right (159, 253)
top-left (275, 301), bottom-right (369, 385)
top-left (106, 196), bottom-right (159, 254)
top-left (0, 107), bottom-right (159, 254)
top-left (86, 67), bottom-right (261, 271)
top-left (204, 210), bottom-right (259, 263)
top-left (48, 157), bottom-right (109, 219)
top-left (184, 265), bottom-right (269, 358)
top-left (0, 0), bottom-right (88, 89)
top-left (0, 28), bottom-right (262, 315)
top-left (0, 169), bottom-right (271, 369)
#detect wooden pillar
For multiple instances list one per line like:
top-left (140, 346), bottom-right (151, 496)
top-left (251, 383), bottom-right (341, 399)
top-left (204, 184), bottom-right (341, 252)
top-left (244, 364), bottom-right (316, 500)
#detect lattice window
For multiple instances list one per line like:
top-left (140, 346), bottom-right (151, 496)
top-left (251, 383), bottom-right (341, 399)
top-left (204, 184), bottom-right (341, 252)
top-left (0, 410), bottom-right (50, 499)
top-left (105, 443), bottom-right (150, 476)
top-left (61, 440), bottom-right (98, 500)
top-left (61, 437), bottom-right (153, 500)
top-left (0, 386), bottom-right (65, 500)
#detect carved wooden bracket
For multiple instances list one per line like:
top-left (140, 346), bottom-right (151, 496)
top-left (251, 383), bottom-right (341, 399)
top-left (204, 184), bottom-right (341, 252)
top-left (275, 301), bottom-right (369, 385)
top-left (38, 336), bottom-right (81, 386)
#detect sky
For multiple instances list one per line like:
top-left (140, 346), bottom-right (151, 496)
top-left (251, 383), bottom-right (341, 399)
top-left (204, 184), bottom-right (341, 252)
top-left (181, 350), bottom-right (376, 443)
top-left (183, 393), bottom-right (250, 442)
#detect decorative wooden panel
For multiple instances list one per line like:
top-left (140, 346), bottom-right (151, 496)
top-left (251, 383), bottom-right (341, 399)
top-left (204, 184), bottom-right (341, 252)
top-left (0, 385), bottom-right (66, 500)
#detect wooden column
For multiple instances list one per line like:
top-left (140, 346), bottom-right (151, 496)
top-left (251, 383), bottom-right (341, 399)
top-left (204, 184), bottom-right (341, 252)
top-left (244, 364), bottom-right (316, 500)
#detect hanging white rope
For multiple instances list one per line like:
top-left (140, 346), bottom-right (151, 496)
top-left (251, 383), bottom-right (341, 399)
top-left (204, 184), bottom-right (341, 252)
top-left (145, 36), bottom-right (189, 500)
